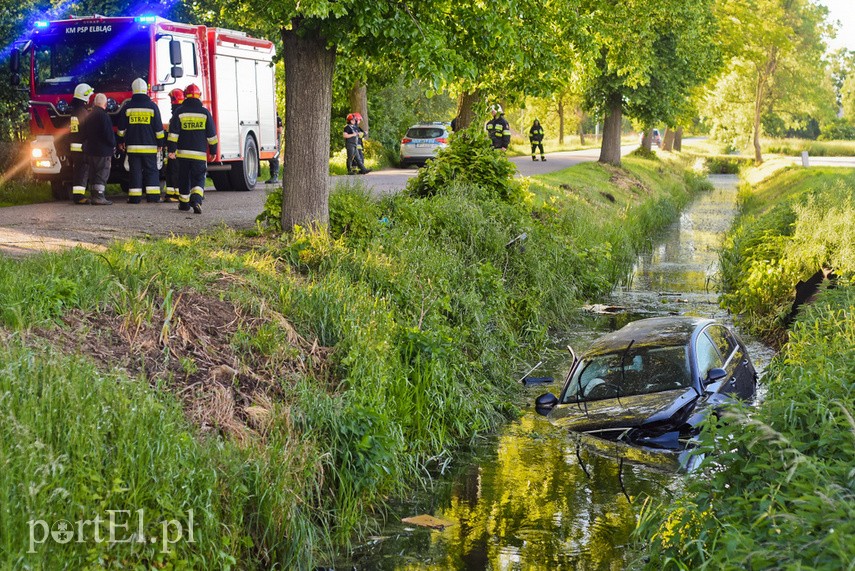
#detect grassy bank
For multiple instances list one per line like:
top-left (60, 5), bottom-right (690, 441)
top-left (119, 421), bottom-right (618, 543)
top-left (0, 134), bottom-right (706, 568)
top-left (635, 169), bottom-right (855, 569)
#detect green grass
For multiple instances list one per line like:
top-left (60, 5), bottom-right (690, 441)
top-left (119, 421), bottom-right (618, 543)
top-left (0, 179), bottom-right (53, 207)
top-left (0, 146), bottom-right (705, 568)
top-left (716, 167), bottom-right (855, 341)
top-left (764, 138), bottom-right (855, 157)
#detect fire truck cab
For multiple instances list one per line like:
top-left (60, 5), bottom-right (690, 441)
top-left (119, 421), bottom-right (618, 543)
top-left (10, 15), bottom-right (278, 199)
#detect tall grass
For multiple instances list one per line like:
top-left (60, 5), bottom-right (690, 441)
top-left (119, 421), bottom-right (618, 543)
top-left (717, 167), bottom-right (855, 341)
top-left (0, 144), bottom-right (705, 567)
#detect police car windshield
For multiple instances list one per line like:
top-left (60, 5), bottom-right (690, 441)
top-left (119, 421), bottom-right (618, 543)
top-left (33, 23), bottom-right (149, 95)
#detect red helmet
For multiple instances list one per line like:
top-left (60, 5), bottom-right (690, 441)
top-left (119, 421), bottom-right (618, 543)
top-left (169, 88), bottom-right (185, 105)
top-left (346, 113), bottom-right (355, 121)
top-left (354, 113), bottom-right (363, 122)
top-left (184, 84), bottom-right (201, 99)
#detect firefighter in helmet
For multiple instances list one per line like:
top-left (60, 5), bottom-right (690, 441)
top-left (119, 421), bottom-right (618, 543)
top-left (354, 113), bottom-right (370, 171)
top-left (529, 118), bottom-right (545, 161)
top-left (117, 78), bottom-right (165, 203)
top-left (167, 83), bottom-right (218, 214)
top-left (343, 113), bottom-right (369, 174)
top-left (163, 88), bottom-right (185, 202)
top-left (485, 104), bottom-right (511, 151)
top-left (70, 83), bottom-right (93, 204)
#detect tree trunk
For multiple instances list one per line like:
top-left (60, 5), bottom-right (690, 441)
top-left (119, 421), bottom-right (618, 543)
top-left (348, 80), bottom-right (369, 135)
top-left (641, 129), bottom-right (653, 152)
top-left (575, 107), bottom-right (586, 145)
top-left (674, 126), bottom-right (683, 151)
top-left (598, 92), bottom-right (623, 166)
top-left (281, 24), bottom-right (336, 231)
top-left (455, 90), bottom-right (481, 130)
top-left (753, 49), bottom-right (778, 166)
top-left (557, 99), bottom-right (565, 145)
top-left (662, 127), bottom-right (675, 151)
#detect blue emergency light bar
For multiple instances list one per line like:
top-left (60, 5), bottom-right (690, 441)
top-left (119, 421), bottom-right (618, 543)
top-left (134, 15), bottom-right (156, 23)
top-left (34, 21), bottom-right (50, 28)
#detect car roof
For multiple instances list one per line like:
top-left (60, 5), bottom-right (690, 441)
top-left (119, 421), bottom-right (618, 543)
top-left (584, 316), bottom-right (714, 356)
top-left (408, 122), bottom-right (450, 128)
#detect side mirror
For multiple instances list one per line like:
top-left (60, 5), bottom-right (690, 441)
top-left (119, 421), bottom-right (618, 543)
top-left (10, 48), bottom-right (20, 74)
top-left (535, 392), bottom-right (558, 416)
top-left (171, 65), bottom-right (184, 79)
top-left (705, 368), bottom-right (727, 384)
top-left (169, 40), bottom-right (182, 65)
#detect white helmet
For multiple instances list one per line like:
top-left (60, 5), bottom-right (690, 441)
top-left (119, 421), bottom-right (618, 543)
top-left (490, 103), bottom-right (503, 115)
top-left (131, 78), bottom-right (148, 95)
top-left (73, 83), bottom-right (94, 102)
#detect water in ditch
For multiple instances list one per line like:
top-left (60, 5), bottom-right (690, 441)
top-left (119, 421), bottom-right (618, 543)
top-left (330, 175), bottom-right (776, 570)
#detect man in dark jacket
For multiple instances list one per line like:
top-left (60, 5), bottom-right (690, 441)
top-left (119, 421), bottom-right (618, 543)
top-left (343, 113), bottom-right (369, 174)
top-left (529, 119), bottom-right (546, 161)
top-left (163, 88), bottom-right (185, 202)
top-left (167, 83), bottom-right (218, 214)
top-left (82, 93), bottom-right (115, 205)
top-left (486, 104), bottom-right (511, 150)
top-left (117, 78), bottom-right (164, 204)
top-left (70, 83), bottom-right (93, 204)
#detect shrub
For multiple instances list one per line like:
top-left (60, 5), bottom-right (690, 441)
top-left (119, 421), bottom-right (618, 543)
top-left (405, 125), bottom-right (530, 206)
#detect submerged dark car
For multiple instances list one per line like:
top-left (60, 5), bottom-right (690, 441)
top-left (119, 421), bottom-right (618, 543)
top-left (536, 317), bottom-right (757, 449)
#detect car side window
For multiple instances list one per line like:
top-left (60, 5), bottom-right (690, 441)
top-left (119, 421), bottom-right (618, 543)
top-left (696, 333), bottom-right (723, 379)
top-left (705, 326), bottom-right (737, 366)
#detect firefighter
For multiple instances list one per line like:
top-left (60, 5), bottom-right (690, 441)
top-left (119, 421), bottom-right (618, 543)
top-left (354, 113), bottom-right (370, 173)
top-left (69, 83), bottom-right (93, 204)
top-left (343, 113), bottom-right (368, 175)
top-left (163, 88), bottom-right (185, 202)
top-left (117, 78), bottom-right (164, 204)
top-left (266, 113), bottom-right (282, 184)
top-left (485, 104), bottom-right (511, 151)
top-left (167, 83), bottom-right (218, 214)
top-left (529, 119), bottom-right (546, 161)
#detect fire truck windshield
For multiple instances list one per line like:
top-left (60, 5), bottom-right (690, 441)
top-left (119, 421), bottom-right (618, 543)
top-left (33, 22), bottom-right (150, 95)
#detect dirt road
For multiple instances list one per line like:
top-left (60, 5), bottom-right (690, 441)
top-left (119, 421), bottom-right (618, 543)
top-left (0, 145), bottom-right (632, 256)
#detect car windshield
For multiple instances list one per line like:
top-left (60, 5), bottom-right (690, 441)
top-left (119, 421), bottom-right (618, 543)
top-left (32, 22), bottom-right (150, 94)
top-left (561, 345), bottom-right (690, 403)
top-left (406, 127), bottom-right (445, 139)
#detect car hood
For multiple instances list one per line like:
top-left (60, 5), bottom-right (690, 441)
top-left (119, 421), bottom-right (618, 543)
top-left (548, 387), bottom-right (698, 433)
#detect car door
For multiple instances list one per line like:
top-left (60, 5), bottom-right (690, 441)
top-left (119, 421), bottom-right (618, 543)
top-left (694, 329), bottom-right (730, 395)
top-left (702, 325), bottom-right (754, 399)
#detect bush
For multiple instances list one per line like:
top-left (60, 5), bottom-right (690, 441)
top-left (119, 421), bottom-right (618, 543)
top-left (819, 118), bottom-right (855, 141)
top-left (405, 125), bottom-right (530, 206)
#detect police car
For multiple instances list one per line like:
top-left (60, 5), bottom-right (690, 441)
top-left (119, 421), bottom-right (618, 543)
top-left (399, 122), bottom-right (450, 167)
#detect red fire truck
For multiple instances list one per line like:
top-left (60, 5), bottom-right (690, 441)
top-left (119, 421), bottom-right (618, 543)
top-left (10, 15), bottom-right (278, 199)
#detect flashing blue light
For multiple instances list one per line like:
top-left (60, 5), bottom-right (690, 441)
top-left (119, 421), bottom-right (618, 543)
top-left (134, 15), bottom-right (156, 24)
top-left (35, 21), bottom-right (49, 28)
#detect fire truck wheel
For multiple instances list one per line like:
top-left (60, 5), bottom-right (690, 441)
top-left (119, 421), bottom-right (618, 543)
top-left (210, 171), bottom-right (232, 192)
top-left (229, 136), bottom-right (259, 192)
top-left (51, 180), bottom-right (71, 201)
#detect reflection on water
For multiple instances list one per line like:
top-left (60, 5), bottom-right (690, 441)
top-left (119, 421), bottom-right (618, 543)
top-left (334, 175), bottom-right (774, 570)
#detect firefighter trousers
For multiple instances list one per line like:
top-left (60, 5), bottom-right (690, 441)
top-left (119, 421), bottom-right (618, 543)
top-left (128, 153), bottom-right (160, 203)
top-left (71, 151), bottom-right (90, 203)
top-left (178, 158), bottom-right (206, 206)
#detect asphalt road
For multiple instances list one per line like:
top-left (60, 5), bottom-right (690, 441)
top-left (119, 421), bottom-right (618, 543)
top-left (2, 145), bottom-right (851, 256)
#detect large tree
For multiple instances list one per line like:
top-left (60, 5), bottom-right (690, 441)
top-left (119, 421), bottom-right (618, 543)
top-left (702, 0), bottom-right (831, 163)
top-left (580, 0), bottom-right (721, 165)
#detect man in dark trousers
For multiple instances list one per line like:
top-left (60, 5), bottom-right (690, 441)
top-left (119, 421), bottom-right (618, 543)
top-left (266, 113), bottom-right (282, 184)
top-left (117, 78), bottom-right (164, 204)
top-left (82, 93), bottom-right (115, 205)
top-left (343, 113), bottom-right (369, 174)
top-left (163, 88), bottom-right (185, 202)
top-left (167, 83), bottom-right (218, 214)
top-left (486, 104), bottom-right (511, 150)
top-left (529, 119), bottom-right (546, 161)
top-left (69, 83), bottom-right (93, 204)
